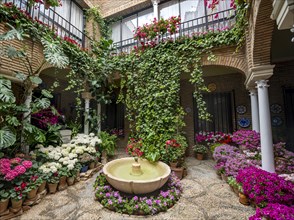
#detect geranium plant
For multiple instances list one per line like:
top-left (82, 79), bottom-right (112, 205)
top-left (212, 144), bottom-right (240, 162)
top-left (164, 139), bottom-right (184, 163)
top-left (38, 162), bottom-right (61, 183)
top-left (0, 157), bottom-right (32, 181)
top-left (249, 203), bottom-right (294, 220)
top-left (232, 130), bottom-right (260, 151)
top-left (9, 182), bottom-right (27, 201)
top-left (126, 138), bottom-right (144, 157)
top-left (193, 144), bottom-right (208, 154)
top-left (236, 166), bottom-right (294, 207)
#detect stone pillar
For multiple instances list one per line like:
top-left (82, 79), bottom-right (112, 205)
top-left (256, 80), bottom-right (275, 173)
top-left (82, 92), bottom-right (92, 135)
top-left (249, 89), bottom-right (260, 132)
top-left (151, 0), bottom-right (160, 20)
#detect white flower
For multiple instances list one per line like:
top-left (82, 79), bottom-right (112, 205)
top-left (69, 153), bottom-right (77, 159)
top-left (67, 164), bottom-right (74, 170)
top-left (89, 133), bottom-right (95, 137)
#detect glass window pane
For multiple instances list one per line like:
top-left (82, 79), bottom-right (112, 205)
top-left (138, 8), bottom-right (154, 27)
top-left (122, 15), bottom-right (137, 40)
top-left (180, 0), bottom-right (205, 22)
top-left (111, 21), bottom-right (121, 43)
top-left (159, 0), bottom-right (179, 20)
top-left (55, 0), bottom-right (70, 21)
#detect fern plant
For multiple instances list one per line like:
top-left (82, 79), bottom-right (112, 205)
top-left (98, 131), bottom-right (117, 156)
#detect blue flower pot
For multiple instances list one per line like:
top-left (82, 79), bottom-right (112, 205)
top-left (80, 165), bottom-right (89, 173)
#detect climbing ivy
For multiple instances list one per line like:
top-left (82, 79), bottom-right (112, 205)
top-left (106, 2), bottom-right (248, 162)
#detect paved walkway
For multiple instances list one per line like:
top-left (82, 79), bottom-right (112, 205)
top-left (15, 153), bottom-right (255, 220)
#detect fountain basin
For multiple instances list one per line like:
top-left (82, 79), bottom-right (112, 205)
top-left (103, 157), bottom-right (171, 194)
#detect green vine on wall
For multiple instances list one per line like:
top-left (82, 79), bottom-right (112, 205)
top-left (106, 2), bottom-right (248, 162)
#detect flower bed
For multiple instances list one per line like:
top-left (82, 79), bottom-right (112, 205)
top-left (93, 172), bottom-right (182, 215)
top-left (249, 203), bottom-right (294, 220)
top-left (237, 166), bottom-right (294, 208)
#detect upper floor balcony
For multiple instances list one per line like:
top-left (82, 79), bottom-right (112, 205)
top-left (111, 0), bottom-right (236, 54)
top-left (1, 0), bottom-right (87, 47)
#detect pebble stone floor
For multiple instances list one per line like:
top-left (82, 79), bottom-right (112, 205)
top-left (15, 149), bottom-right (255, 220)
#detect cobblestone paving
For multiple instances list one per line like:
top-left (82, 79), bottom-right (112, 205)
top-left (15, 151), bottom-right (255, 220)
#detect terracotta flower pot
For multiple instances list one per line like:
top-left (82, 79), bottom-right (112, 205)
top-left (48, 183), bottom-right (58, 194)
top-left (66, 176), bottom-right (75, 186)
top-left (27, 188), bottom-right (38, 199)
top-left (196, 153), bottom-right (204, 160)
top-left (171, 167), bottom-right (184, 180)
top-left (38, 181), bottom-right (47, 193)
top-left (11, 199), bottom-right (23, 209)
top-left (169, 162), bottom-right (178, 168)
top-left (0, 198), bottom-right (9, 214)
top-left (58, 176), bottom-right (68, 191)
top-left (89, 161), bottom-right (95, 169)
top-left (239, 192), bottom-right (249, 205)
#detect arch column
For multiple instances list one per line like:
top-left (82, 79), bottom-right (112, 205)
top-left (249, 88), bottom-right (259, 132)
top-left (82, 92), bottom-right (92, 135)
top-left (256, 80), bottom-right (275, 173)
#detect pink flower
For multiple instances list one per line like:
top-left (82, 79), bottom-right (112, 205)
top-left (22, 160), bottom-right (32, 169)
top-left (10, 157), bottom-right (22, 164)
top-left (14, 165), bottom-right (26, 175)
top-left (4, 170), bottom-right (18, 181)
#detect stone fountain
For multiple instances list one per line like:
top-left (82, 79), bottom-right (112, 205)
top-left (103, 157), bottom-right (171, 194)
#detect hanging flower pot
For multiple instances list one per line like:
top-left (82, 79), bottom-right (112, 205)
top-left (0, 198), bottom-right (9, 214)
top-left (48, 183), bottom-right (58, 194)
top-left (11, 199), bottom-right (23, 209)
top-left (27, 188), bottom-right (38, 199)
top-left (38, 181), bottom-right (47, 193)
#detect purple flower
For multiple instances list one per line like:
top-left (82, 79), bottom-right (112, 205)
top-left (105, 192), bottom-right (111, 198)
top-left (113, 191), bottom-right (119, 198)
top-left (146, 199), bottom-right (152, 206)
top-left (108, 199), bottom-right (113, 205)
top-left (133, 196), bottom-right (138, 201)
top-left (155, 199), bottom-right (160, 205)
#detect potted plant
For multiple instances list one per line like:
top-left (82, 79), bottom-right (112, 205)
top-left (38, 162), bottom-right (61, 194)
top-left (79, 153), bottom-right (94, 173)
top-left (193, 144), bottom-right (208, 160)
top-left (0, 187), bottom-right (10, 214)
top-left (9, 182), bottom-right (27, 210)
top-left (57, 167), bottom-right (68, 191)
top-left (24, 175), bottom-right (42, 200)
top-left (98, 131), bottom-right (117, 163)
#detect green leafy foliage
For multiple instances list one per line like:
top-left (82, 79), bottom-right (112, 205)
top-left (0, 77), bottom-right (15, 103)
top-left (98, 131), bottom-right (117, 156)
top-left (0, 126), bottom-right (16, 149)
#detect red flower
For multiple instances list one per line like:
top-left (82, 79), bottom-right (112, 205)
top-left (14, 187), bottom-right (20, 192)
top-left (21, 182), bottom-right (27, 189)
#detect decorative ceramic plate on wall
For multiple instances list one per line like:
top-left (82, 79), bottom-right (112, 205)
top-left (236, 105), bottom-right (247, 114)
top-left (270, 104), bottom-right (282, 114)
top-left (238, 118), bottom-right (250, 128)
top-left (272, 116), bottom-right (283, 127)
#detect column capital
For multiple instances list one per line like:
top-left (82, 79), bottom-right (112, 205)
top-left (81, 91), bottom-right (93, 100)
top-left (249, 88), bottom-right (258, 96)
top-left (245, 65), bottom-right (275, 89)
top-left (151, 0), bottom-right (160, 6)
top-left (256, 80), bottom-right (270, 88)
